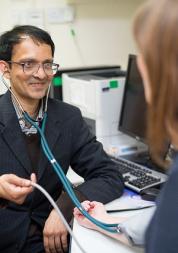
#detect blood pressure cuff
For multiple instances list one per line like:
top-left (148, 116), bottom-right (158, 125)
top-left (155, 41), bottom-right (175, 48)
top-left (120, 206), bottom-right (156, 246)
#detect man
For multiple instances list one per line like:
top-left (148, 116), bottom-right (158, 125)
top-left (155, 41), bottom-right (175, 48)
top-left (0, 25), bottom-right (124, 253)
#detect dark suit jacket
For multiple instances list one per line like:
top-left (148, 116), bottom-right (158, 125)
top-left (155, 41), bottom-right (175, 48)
top-left (0, 91), bottom-right (124, 252)
top-left (145, 154), bottom-right (178, 253)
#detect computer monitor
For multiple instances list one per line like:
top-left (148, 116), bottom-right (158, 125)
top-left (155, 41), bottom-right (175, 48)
top-left (119, 54), bottom-right (147, 142)
top-left (119, 54), bottom-right (170, 169)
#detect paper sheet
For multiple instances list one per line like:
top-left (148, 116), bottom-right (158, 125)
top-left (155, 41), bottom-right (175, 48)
top-left (105, 189), bottom-right (155, 212)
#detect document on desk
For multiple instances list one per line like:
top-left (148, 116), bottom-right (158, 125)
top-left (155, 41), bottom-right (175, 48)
top-left (105, 189), bottom-right (155, 212)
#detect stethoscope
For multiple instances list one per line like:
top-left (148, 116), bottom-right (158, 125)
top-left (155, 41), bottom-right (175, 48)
top-left (1, 73), bottom-right (121, 234)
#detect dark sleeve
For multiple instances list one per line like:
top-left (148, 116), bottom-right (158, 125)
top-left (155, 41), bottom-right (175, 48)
top-left (145, 156), bottom-right (178, 253)
top-left (0, 198), bottom-right (8, 208)
top-left (69, 109), bottom-right (124, 204)
top-left (56, 188), bottom-right (86, 222)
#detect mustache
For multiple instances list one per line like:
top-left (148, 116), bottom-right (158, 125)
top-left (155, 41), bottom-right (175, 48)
top-left (27, 79), bottom-right (49, 84)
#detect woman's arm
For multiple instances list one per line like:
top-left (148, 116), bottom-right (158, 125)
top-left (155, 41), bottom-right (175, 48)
top-left (74, 201), bottom-right (156, 247)
top-left (73, 201), bottom-right (130, 245)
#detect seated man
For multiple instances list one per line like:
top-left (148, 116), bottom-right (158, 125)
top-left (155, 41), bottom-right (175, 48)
top-left (0, 25), bottom-right (124, 253)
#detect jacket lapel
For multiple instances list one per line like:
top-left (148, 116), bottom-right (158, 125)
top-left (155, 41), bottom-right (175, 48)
top-left (0, 92), bottom-right (62, 179)
top-left (38, 104), bottom-right (62, 180)
top-left (0, 92), bottom-right (32, 175)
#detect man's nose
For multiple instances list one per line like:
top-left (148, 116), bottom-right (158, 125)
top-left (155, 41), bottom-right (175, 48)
top-left (33, 64), bottom-right (47, 78)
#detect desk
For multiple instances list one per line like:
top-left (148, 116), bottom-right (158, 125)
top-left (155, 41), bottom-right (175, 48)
top-left (70, 210), bottom-right (145, 253)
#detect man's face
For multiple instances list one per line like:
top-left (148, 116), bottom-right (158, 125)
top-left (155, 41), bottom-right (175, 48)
top-left (7, 37), bottom-right (53, 104)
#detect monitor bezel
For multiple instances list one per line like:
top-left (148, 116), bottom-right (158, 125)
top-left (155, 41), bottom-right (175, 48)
top-left (118, 54), bottom-right (147, 144)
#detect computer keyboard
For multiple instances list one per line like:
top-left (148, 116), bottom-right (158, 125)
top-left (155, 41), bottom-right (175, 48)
top-left (112, 157), bottom-right (168, 192)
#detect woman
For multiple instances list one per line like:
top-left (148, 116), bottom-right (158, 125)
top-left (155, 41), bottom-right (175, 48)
top-left (0, 173), bottom-right (35, 205)
top-left (74, 0), bottom-right (178, 252)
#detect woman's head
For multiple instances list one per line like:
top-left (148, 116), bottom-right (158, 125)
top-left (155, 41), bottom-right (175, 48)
top-left (133, 0), bottom-right (178, 166)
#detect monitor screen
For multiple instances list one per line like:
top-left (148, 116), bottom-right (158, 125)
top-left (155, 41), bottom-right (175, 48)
top-left (119, 54), bottom-right (147, 142)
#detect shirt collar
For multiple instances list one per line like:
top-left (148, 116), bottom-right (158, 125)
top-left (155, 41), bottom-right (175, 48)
top-left (11, 94), bottom-right (44, 135)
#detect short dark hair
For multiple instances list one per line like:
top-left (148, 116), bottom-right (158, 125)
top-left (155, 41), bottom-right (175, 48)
top-left (0, 25), bottom-right (55, 61)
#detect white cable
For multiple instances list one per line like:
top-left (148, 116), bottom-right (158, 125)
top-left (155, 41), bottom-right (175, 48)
top-left (69, 24), bottom-right (86, 66)
top-left (44, 82), bottom-right (51, 112)
top-left (31, 182), bottom-right (87, 253)
top-left (0, 74), bottom-right (86, 252)
top-left (1, 74), bottom-right (24, 112)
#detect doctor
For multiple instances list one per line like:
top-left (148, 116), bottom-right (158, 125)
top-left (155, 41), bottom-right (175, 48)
top-left (0, 25), bottom-right (124, 253)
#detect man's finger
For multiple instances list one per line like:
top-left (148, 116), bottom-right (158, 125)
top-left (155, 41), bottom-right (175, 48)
top-left (61, 234), bottom-right (68, 252)
top-left (4, 174), bottom-right (31, 187)
top-left (44, 236), bottom-right (50, 253)
top-left (48, 235), bottom-right (57, 253)
top-left (30, 173), bottom-right (37, 183)
top-left (54, 236), bottom-right (62, 253)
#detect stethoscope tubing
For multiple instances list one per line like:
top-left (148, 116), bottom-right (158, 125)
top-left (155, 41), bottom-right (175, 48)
top-left (1, 73), bottom-right (119, 233)
top-left (23, 111), bottom-right (119, 233)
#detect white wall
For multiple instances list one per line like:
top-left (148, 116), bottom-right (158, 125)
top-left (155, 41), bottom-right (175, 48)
top-left (0, 0), bottom-right (144, 94)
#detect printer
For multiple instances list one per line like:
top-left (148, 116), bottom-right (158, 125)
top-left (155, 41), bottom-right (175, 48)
top-left (62, 67), bottom-right (126, 149)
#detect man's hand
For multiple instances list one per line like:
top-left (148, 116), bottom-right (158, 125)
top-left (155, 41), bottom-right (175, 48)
top-left (0, 173), bottom-right (36, 204)
top-left (43, 209), bottom-right (68, 253)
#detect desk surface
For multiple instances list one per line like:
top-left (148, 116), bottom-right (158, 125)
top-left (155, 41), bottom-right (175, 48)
top-left (71, 210), bottom-right (145, 253)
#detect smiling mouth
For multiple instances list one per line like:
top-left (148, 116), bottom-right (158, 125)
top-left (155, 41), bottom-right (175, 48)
top-left (30, 82), bottom-right (47, 86)
top-left (29, 83), bottom-right (48, 91)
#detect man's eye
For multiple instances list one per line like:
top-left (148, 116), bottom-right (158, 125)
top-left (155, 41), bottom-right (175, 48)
top-left (24, 62), bottom-right (35, 68)
top-left (44, 63), bottom-right (52, 69)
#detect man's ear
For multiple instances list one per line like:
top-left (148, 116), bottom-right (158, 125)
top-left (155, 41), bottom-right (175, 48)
top-left (0, 60), bottom-right (10, 79)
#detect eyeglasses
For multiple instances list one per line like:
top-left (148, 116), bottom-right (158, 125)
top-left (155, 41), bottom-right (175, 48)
top-left (8, 61), bottom-right (59, 76)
